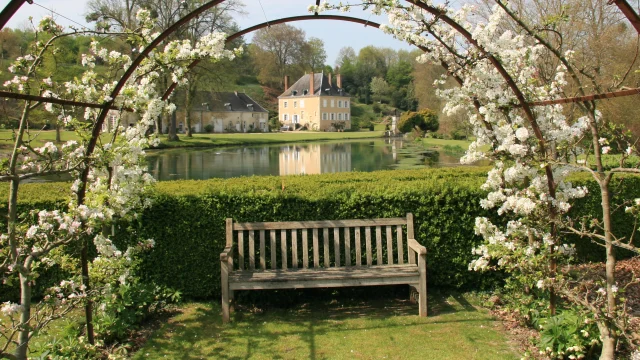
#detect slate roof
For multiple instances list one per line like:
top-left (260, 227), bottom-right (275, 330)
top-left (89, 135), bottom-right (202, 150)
top-left (279, 73), bottom-right (350, 98)
top-left (177, 91), bottom-right (268, 112)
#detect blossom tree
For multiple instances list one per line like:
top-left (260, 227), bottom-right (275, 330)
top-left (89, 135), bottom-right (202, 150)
top-left (311, 1), bottom-right (639, 358)
top-left (0, 11), bottom-right (239, 359)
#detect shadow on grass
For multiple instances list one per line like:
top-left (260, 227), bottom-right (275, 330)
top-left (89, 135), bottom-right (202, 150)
top-left (134, 288), bottom-right (498, 360)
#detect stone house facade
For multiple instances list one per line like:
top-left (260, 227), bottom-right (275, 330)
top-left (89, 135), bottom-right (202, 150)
top-left (278, 73), bottom-right (351, 131)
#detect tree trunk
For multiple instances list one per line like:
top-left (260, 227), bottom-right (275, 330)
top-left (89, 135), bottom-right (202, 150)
top-left (15, 265), bottom-right (31, 360)
top-left (55, 122), bottom-right (61, 143)
top-left (168, 109), bottom-right (179, 141)
top-left (598, 322), bottom-right (616, 360)
top-left (155, 115), bottom-right (162, 136)
top-left (600, 181), bottom-right (617, 360)
top-left (9, 104), bottom-right (29, 360)
top-left (81, 237), bottom-right (95, 345)
top-left (185, 87), bottom-right (193, 137)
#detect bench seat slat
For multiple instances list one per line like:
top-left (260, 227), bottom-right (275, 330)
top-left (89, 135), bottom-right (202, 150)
top-left (233, 218), bottom-right (407, 230)
top-left (229, 265), bottom-right (420, 290)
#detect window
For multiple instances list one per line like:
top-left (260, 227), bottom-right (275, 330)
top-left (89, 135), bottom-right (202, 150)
top-left (331, 99), bottom-right (335, 107)
top-left (345, 101), bottom-right (349, 108)
top-left (322, 113), bottom-right (327, 120)
top-left (284, 101), bottom-right (288, 108)
top-left (300, 100), bottom-right (305, 108)
top-left (301, 111), bottom-right (304, 119)
top-left (323, 99), bottom-right (327, 107)
top-left (284, 114), bottom-right (289, 121)
top-left (294, 101), bottom-right (297, 108)
top-left (330, 113), bottom-right (335, 120)
top-left (338, 100), bottom-right (342, 108)
top-left (293, 114), bottom-right (298, 123)
top-left (345, 113), bottom-right (349, 121)
top-left (338, 113), bottom-right (343, 120)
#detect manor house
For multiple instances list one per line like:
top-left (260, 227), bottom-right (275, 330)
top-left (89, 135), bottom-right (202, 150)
top-left (278, 73), bottom-right (351, 131)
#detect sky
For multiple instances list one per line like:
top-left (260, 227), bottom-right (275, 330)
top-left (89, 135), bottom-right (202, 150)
top-left (0, 0), bottom-right (415, 67)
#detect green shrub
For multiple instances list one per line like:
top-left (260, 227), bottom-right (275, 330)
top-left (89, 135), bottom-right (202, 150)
top-left (398, 109), bottom-right (439, 133)
top-left (1, 169), bottom-right (639, 301)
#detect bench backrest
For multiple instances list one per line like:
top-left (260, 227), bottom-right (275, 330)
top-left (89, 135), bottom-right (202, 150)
top-left (226, 213), bottom-right (416, 271)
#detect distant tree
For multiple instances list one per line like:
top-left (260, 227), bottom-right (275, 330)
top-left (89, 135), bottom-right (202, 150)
top-left (370, 76), bottom-right (390, 102)
top-left (397, 109), bottom-right (439, 133)
top-left (301, 37), bottom-right (327, 72)
top-left (334, 46), bottom-right (356, 68)
top-left (386, 59), bottom-right (413, 88)
top-left (252, 24), bottom-right (306, 87)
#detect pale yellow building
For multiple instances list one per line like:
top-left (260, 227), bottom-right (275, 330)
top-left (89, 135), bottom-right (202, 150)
top-left (278, 73), bottom-right (351, 131)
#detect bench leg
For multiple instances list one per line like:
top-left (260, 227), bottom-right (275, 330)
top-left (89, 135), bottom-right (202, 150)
top-left (418, 253), bottom-right (427, 317)
top-left (409, 286), bottom-right (418, 304)
top-left (221, 259), bottom-right (230, 323)
top-left (229, 290), bottom-right (235, 314)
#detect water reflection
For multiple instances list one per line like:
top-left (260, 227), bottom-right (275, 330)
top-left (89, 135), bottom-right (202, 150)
top-left (279, 143), bottom-right (351, 175)
top-left (145, 139), bottom-right (475, 181)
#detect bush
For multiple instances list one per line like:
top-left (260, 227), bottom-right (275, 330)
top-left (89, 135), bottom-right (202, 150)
top-left (204, 124), bottom-right (214, 133)
top-left (451, 129), bottom-right (467, 140)
top-left (398, 109), bottom-right (439, 133)
top-left (1, 169), bottom-right (639, 300)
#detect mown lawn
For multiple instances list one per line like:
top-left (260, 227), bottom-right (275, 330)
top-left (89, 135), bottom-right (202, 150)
top-left (0, 130), bottom-right (384, 153)
top-left (422, 137), bottom-right (473, 149)
top-left (156, 131), bottom-right (385, 149)
top-left (133, 291), bottom-right (518, 360)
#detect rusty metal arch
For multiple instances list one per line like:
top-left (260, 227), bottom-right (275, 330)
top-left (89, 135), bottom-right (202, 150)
top-left (1, 0), bottom-right (639, 112)
top-left (0, 0), bottom-right (638, 123)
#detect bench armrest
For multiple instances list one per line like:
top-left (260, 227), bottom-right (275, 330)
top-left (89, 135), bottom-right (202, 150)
top-left (220, 246), bottom-right (233, 262)
top-left (408, 239), bottom-right (426, 255)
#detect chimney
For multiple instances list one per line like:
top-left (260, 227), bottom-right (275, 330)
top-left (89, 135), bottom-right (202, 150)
top-left (284, 75), bottom-right (290, 91)
top-left (309, 73), bottom-right (314, 96)
top-left (336, 74), bottom-right (342, 89)
top-left (328, 73), bottom-right (332, 87)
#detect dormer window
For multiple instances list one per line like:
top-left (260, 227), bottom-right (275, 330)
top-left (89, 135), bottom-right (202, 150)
top-left (224, 102), bottom-right (232, 111)
top-left (292, 90), bottom-right (298, 96)
top-left (303, 89), bottom-right (308, 95)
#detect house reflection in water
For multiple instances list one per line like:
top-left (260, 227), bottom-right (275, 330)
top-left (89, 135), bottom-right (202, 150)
top-left (279, 143), bottom-right (352, 175)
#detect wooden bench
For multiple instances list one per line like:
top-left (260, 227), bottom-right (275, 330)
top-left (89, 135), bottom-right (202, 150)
top-left (220, 213), bottom-right (427, 323)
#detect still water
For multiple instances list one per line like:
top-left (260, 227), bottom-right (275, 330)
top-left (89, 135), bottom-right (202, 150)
top-left (145, 139), bottom-right (472, 181)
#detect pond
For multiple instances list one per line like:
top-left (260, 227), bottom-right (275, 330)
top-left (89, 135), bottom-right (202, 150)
top-left (145, 138), bottom-right (477, 181)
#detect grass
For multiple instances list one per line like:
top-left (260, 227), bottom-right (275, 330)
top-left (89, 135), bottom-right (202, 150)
top-left (0, 130), bottom-right (384, 153)
top-left (133, 291), bottom-right (518, 360)
top-left (156, 131), bottom-right (385, 149)
top-left (0, 129), bottom-right (83, 152)
top-left (422, 137), bottom-right (473, 149)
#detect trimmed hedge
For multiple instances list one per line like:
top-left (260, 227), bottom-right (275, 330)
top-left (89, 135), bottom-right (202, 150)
top-left (1, 167), bottom-right (638, 301)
